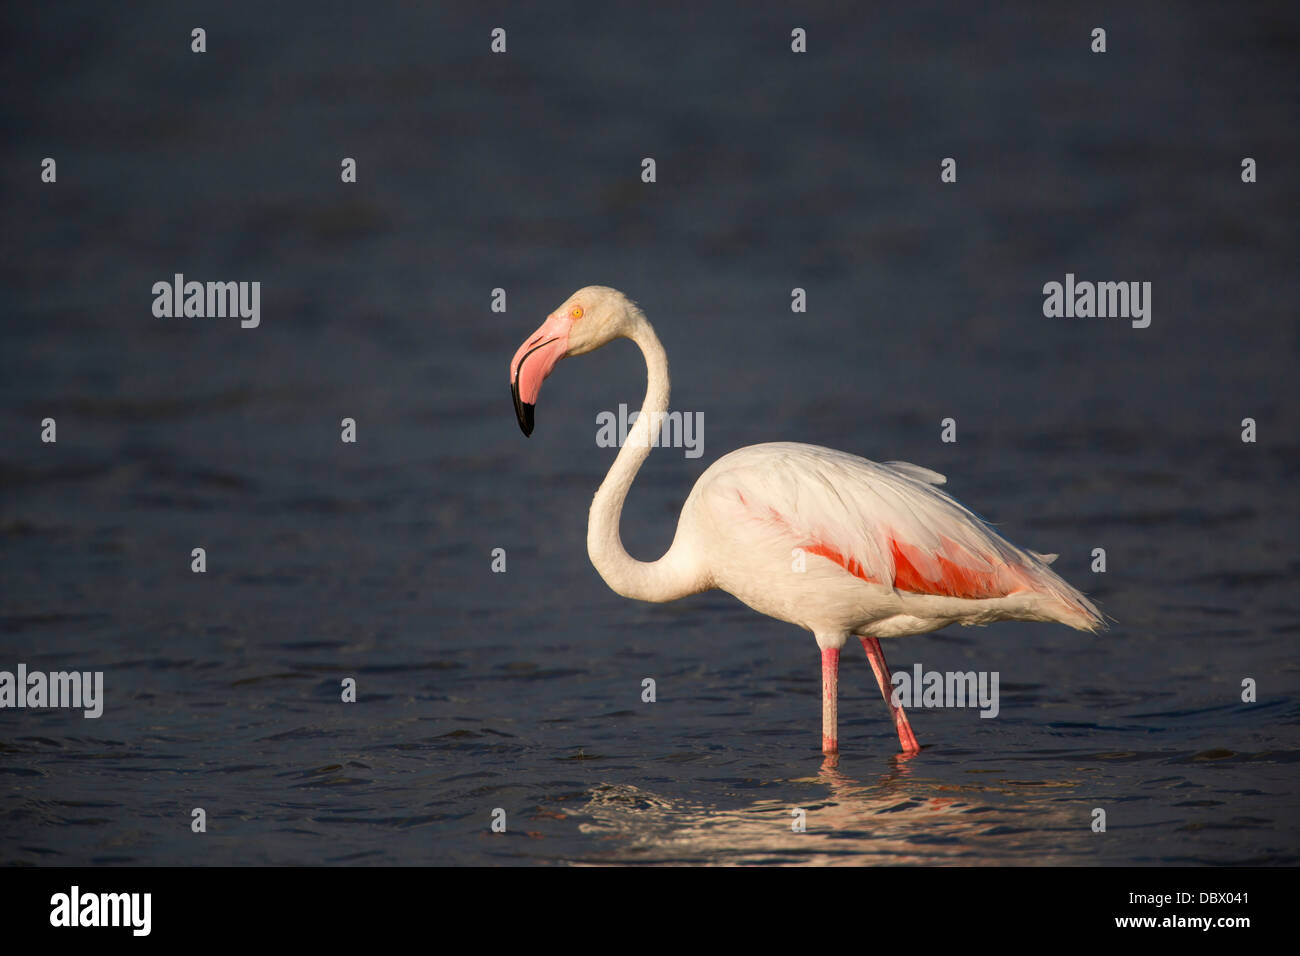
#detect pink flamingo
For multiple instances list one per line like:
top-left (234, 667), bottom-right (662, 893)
top-left (510, 287), bottom-right (1103, 756)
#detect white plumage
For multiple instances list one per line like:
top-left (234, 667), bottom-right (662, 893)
top-left (682, 442), bottom-right (1103, 642)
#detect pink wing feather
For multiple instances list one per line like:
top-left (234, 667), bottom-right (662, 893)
top-left (700, 442), bottom-right (1103, 629)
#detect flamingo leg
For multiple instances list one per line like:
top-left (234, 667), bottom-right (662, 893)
top-left (860, 636), bottom-right (920, 754)
top-left (821, 647), bottom-right (839, 754)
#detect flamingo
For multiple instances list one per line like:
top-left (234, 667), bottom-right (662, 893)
top-left (509, 286), bottom-right (1104, 757)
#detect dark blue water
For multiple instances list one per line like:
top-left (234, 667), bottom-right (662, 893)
top-left (2, 1), bottom-right (1297, 865)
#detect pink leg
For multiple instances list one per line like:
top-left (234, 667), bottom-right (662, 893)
top-left (821, 647), bottom-right (839, 754)
top-left (860, 636), bottom-right (920, 754)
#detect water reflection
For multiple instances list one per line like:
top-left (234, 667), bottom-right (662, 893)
top-left (574, 762), bottom-right (1091, 865)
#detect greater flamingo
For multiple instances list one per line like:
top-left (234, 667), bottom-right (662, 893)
top-left (509, 286), bottom-right (1103, 756)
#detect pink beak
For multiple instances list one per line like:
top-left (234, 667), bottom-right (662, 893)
top-left (509, 312), bottom-right (571, 436)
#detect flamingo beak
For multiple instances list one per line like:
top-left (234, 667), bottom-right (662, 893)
top-left (509, 313), bottom-right (571, 436)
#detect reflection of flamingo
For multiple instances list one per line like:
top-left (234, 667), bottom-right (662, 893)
top-left (575, 770), bottom-right (1094, 865)
top-left (510, 287), bottom-right (1103, 757)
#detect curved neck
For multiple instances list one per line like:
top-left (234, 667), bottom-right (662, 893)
top-left (587, 315), bottom-right (705, 602)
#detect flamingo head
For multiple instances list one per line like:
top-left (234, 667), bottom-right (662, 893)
top-left (509, 285), bottom-right (638, 436)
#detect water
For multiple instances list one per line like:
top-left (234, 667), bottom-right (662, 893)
top-left (1, 1), bottom-right (1298, 866)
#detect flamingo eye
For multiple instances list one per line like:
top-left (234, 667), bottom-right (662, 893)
top-left (569, 305), bottom-right (583, 320)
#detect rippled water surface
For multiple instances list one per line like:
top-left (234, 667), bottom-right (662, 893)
top-left (1, 2), bottom-right (1298, 865)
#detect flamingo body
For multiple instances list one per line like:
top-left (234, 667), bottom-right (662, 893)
top-left (510, 286), bottom-right (1103, 758)
top-left (673, 441), bottom-right (1100, 645)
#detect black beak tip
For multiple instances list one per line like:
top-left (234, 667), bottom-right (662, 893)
top-left (511, 382), bottom-right (534, 437)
